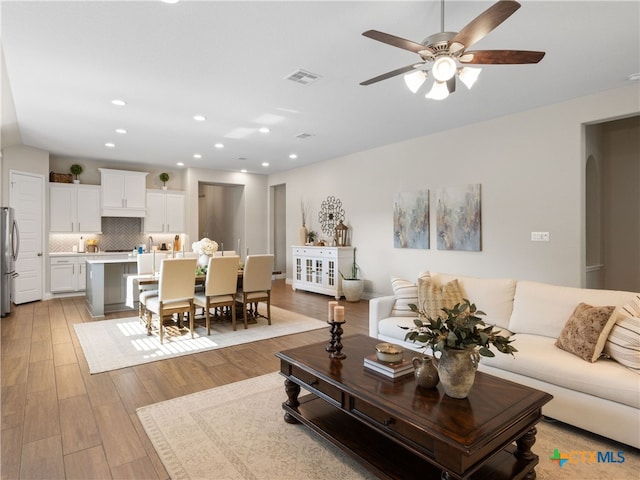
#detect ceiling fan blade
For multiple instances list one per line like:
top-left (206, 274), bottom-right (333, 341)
top-left (360, 64), bottom-right (419, 86)
top-left (459, 50), bottom-right (545, 64)
top-left (449, 0), bottom-right (521, 53)
top-left (447, 77), bottom-right (456, 94)
top-left (362, 30), bottom-right (432, 55)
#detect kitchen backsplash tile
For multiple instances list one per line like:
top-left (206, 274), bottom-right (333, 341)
top-left (49, 217), bottom-right (177, 252)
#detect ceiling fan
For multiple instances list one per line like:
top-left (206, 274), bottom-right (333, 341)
top-left (360, 0), bottom-right (545, 100)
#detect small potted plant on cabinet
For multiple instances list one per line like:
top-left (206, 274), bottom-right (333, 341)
top-left (340, 248), bottom-right (364, 302)
top-left (159, 172), bottom-right (170, 190)
top-left (70, 164), bottom-right (83, 184)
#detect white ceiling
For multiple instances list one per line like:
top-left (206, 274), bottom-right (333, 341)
top-left (2, 1), bottom-right (639, 175)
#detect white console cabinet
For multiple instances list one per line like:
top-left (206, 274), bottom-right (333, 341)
top-left (292, 246), bottom-right (354, 299)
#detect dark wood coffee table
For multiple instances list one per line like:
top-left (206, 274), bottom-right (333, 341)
top-left (276, 334), bottom-right (552, 480)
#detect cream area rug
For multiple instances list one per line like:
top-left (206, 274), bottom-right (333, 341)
top-left (138, 372), bottom-right (640, 480)
top-left (74, 305), bottom-right (326, 374)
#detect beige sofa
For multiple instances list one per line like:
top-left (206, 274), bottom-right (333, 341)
top-left (369, 272), bottom-right (640, 448)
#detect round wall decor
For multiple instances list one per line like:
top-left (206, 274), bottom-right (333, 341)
top-left (318, 196), bottom-right (345, 236)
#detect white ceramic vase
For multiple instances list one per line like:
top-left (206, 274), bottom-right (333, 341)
top-left (341, 278), bottom-right (364, 302)
top-left (198, 254), bottom-right (210, 268)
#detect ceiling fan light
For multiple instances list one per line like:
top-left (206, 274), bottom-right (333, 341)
top-left (432, 56), bottom-right (457, 82)
top-left (404, 70), bottom-right (427, 93)
top-left (425, 81), bottom-right (449, 100)
top-left (458, 67), bottom-right (481, 89)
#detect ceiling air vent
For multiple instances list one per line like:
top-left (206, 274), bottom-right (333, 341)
top-left (295, 133), bottom-right (313, 139)
top-left (285, 69), bottom-right (322, 85)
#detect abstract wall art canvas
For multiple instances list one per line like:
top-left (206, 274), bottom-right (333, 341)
top-left (436, 184), bottom-right (482, 251)
top-left (393, 190), bottom-right (429, 249)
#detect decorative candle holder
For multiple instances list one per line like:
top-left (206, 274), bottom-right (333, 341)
top-left (329, 321), bottom-right (346, 360)
top-left (326, 322), bottom-right (337, 353)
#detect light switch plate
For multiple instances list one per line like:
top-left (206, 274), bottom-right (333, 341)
top-left (531, 232), bottom-right (550, 241)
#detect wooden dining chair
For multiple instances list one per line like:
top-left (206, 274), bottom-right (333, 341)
top-left (194, 255), bottom-right (240, 333)
top-left (144, 257), bottom-right (198, 343)
top-left (235, 254), bottom-right (274, 329)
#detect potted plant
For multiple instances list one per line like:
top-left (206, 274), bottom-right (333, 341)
top-left (403, 300), bottom-right (517, 398)
top-left (340, 248), bottom-right (364, 302)
top-left (70, 164), bottom-right (83, 183)
top-left (307, 230), bottom-right (317, 245)
top-left (159, 172), bottom-right (170, 190)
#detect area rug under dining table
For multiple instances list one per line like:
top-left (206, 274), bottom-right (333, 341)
top-left (74, 305), bottom-right (326, 374)
top-left (137, 372), bottom-right (640, 480)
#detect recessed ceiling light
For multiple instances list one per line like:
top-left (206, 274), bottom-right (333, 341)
top-left (115, 128), bottom-right (127, 134)
top-left (105, 142), bottom-right (115, 148)
top-left (193, 115), bottom-right (206, 122)
top-left (262, 162), bottom-right (269, 167)
top-left (628, 73), bottom-right (640, 81)
top-left (193, 153), bottom-right (202, 159)
top-left (259, 127), bottom-right (270, 133)
top-left (111, 99), bottom-right (126, 106)
top-left (161, 0), bottom-right (180, 4)
top-left (214, 143), bottom-right (224, 149)
top-left (289, 153), bottom-right (298, 159)
top-left (176, 162), bottom-right (185, 166)
top-left (240, 169), bottom-right (247, 173)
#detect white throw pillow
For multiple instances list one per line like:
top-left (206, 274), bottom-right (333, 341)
top-left (604, 295), bottom-right (640, 374)
top-left (389, 277), bottom-right (418, 317)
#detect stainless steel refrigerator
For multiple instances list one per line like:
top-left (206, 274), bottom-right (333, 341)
top-left (1, 207), bottom-right (20, 317)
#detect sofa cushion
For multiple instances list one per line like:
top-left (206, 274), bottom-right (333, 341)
top-left (604, 295), bottom-right (640, 374)
top-left (509, 281), bottom-right (638, 338)
top-left (554, 303), bottom-right (616, 362)
top-left (379, 316), bottom-right (421, 343)
top-left (480, 334), bottom-right (640, 409)
top-left (435, 273), bottom-right (516, 329)
top-left (416, 273), bottom-right (463, 319)
top-left (389, 277), bottom-right (418, 317)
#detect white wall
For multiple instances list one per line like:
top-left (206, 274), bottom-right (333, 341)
top-left (269, 85), bottom-right (640, 296)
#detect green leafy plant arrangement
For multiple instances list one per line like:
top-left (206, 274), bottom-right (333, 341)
top-left (402, 299), bottom-right (517, 358)
top-left (159, 172), bottom-right (170, 187)
top-left (70, 164), bottom-right (83, 180)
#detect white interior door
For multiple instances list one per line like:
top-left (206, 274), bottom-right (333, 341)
top-left (10, 171), bottom-right (44, 304)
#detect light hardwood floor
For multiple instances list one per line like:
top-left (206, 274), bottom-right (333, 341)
top-left (1, 280), bottom-right (369, 479)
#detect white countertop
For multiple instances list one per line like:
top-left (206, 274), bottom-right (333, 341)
top-left (50, 251), bottom-right (133, 257)
top-left (86, 257), bottom-right (137, 264)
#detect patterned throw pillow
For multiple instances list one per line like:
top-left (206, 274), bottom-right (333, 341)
top-left (389, 277), bottom-right (418, 317)
top-left (603, 295), bottom-right (640, 374)
top-left (416, 273), bottom-right (464, 320)
top-left (555, 303), bottom-right (616, 362)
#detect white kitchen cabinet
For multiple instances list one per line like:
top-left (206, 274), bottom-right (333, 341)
top-left (50, 256), bottom-right (88, 293)
top-left (292, 246), bottom-right (354, 299)
top-left (50, 184), bottom-right (101, 233)
top-left (144, 190), bottom-right (185, 233)
top-left (99, 168), bottom-right (148, 217)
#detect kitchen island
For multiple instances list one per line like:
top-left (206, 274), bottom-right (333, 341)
top-left (85, 256), bottom-right (137, 317)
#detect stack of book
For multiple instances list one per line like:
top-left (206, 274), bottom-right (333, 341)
top-left (363, 354), bottom-right (415, 379)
